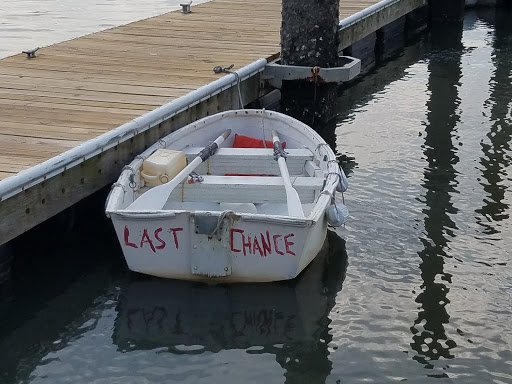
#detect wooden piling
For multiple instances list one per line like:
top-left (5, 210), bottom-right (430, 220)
top-left (280, 0), bottom-right (340, 134)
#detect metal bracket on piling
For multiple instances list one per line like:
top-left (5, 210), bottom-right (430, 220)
top-left (180, 1), bottom-right (192, 13)
top-left (22, 47), bottom-right (40, 59)
top-left (262, 55), bottom-right (362, 89)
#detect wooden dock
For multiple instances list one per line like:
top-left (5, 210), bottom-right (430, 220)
top-left (0, 0), bottom-right (426, 245)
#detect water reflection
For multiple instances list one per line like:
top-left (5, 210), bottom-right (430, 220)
top-left (0, 190), bottom-right (122, 384)
top-left (113, 230), bottom-right (348, 383)
top-left (410, 21), bottom-right (463, 369)
top-left (475, 8), bottom-right (512, 234)
top-left (0, 267), bottom-right (114, 384)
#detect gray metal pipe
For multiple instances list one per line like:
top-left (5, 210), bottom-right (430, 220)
top-left (339, 0), bottom-right (402, 29)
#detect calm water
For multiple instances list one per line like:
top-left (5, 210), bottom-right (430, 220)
top-left (1, 5), bottom-right (512, 384)
top-left (0, 0), bottom-right (207, 59)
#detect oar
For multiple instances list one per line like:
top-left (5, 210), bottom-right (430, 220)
top-left (126, 129), bottom-right (232, 211)
top-left (271, 130), bottom-right (304, 218)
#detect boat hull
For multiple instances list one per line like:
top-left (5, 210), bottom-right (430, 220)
top-left (111, 210), bottom-right (327, 282)
top-left (106, 109), bottom-right (345, 283)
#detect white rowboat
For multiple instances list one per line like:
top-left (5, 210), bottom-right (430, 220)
top-left (105, 109), bottom-right (348, 282)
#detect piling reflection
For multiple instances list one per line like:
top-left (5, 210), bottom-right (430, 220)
top-left (410, 22), bottom-right (462, 369)
top-left (475, 8), bottom-right (512, 234)
top-left (113, 230), bottom-right (348, 383)
top-left (313, 118), bottom-right (338, 153)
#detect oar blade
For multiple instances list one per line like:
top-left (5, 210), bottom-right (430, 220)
top-left (285, 187), bottom-right (305, 218)
top-left (272, 130), bottom-right (305, 218)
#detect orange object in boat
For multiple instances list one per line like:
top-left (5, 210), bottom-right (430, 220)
top-left (233, 134), bottom-right (285, 149)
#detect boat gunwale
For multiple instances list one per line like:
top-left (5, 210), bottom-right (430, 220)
top-left (112, 209), bottom-right (315, 227)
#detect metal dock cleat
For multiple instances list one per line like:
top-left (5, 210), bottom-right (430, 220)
top-left (22, 47), bottom-right (40, 59)
top-left (180, 1), bottom-right (192, 14)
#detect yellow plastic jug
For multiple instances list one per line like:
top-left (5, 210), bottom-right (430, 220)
top-left (141, 149), bottom-right (187, 186)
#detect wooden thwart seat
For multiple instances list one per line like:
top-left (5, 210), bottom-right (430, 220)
top-left (181, 147), bottom-right (314, 176)
top-left (168, 175), bottom-right (325, 204)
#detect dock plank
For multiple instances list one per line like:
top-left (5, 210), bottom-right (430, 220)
top-left (0, 172), bottom-right (16, 179)
top-left (0, 121), bottom-right (114, 141)
top-left (0, 134), bottom-right (81, 157)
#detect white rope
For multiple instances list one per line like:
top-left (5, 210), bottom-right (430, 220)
top-left (209, 210), bottom-right (233, 240)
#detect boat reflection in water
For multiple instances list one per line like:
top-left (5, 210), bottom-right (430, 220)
top-left (113, 230), bottom-right (347, 377)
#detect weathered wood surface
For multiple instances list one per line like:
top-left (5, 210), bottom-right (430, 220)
top-left (0, 0), bottom-right (383, 182)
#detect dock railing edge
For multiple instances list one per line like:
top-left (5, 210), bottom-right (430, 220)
top-left (0, 58), bottom-right (268, 202)
top-left (339, 0), bottom-right (404, 28)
